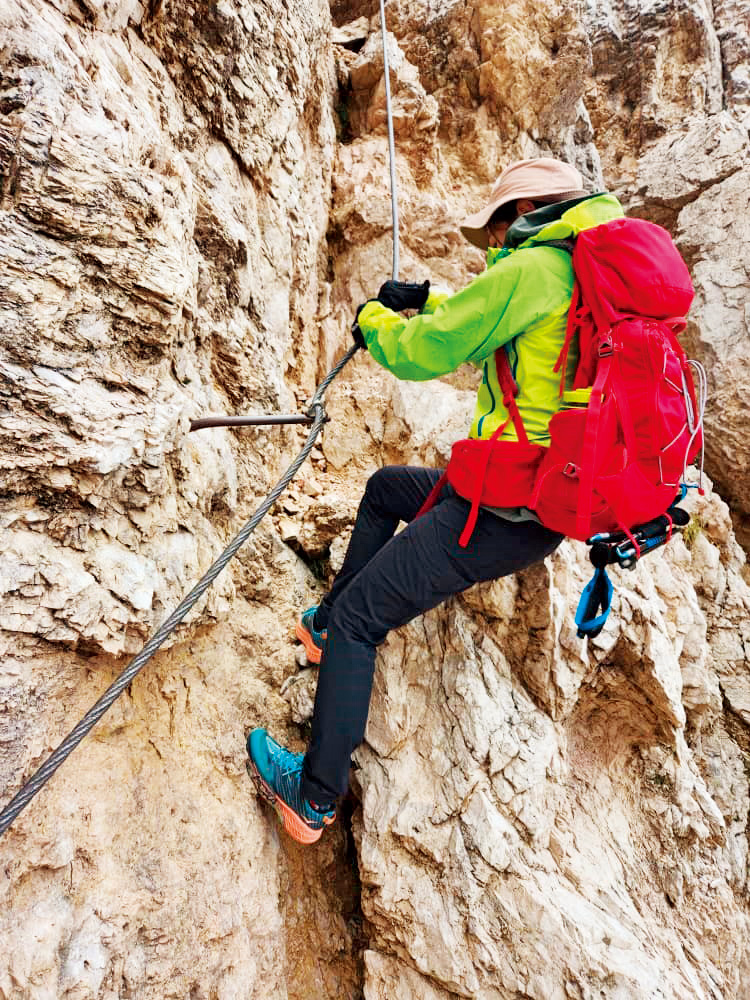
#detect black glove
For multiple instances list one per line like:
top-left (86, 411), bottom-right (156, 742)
top-left (351, 320), bottom-right (366, 350)
top-left (377, 279), bottom-right (430, 312)
top-left (351, 301), bottom-right (374, 350)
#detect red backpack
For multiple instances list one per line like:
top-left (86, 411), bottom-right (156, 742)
top-left (420, 217), bottom-right (704, 547)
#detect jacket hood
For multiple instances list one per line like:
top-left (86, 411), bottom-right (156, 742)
top-left (503, 193), bottom-right (625, 250)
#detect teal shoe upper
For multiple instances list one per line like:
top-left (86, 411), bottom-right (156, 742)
top-left (300, 605), bottom-right (327, 646)
top-left (248, 729), bottom-right (335, 827)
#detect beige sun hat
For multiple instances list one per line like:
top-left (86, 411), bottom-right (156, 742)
top-left (460, 158), bottom-right (587, 250)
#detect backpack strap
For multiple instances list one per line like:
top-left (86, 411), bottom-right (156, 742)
top-left (418, 347), bottom-right (529, 546)
top-left (575, 565), bottom-right (613, 638)
top-left (576, 338), bottom-right (614, 539)
top-left (495, 348), bottom-right (530, 445)
top-left (537, 238), bottom-right (576, 254)
top-left (458, 415), bottom-right (513, 547)
top-left (452, 348), bottom-right (526, 547)
top-left (415, 471), bottom-right (449, 520)
top-left (554, 282), bottom-right (588, 397)
top-left (608, 346), bottom-right (638, 458)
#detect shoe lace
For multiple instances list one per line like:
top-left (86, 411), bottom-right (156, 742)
top-left (266, 737), bottom-right (332, 819)
top-left (267, 739), bottom-right (300, 770)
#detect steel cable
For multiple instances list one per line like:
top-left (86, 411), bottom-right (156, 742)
top-left (1, 1), bottom-right (401, 839)
top-left (0, 347), bottom-right (359, 838)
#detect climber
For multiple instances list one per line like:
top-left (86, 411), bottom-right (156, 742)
top-left (247, 157), bottom-right (626, 844)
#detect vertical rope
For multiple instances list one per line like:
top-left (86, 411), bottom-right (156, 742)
top-left (378, 0), bottom-right (399, 280)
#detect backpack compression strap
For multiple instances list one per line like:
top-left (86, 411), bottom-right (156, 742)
top-left (414, 347), bottom-right (530, 545)
top-left (575, 337), bottom-right (614, 539)
top-left (554, 281), bottom-right (583, 397)
top-left (495, 348), bottom-right (529, 444)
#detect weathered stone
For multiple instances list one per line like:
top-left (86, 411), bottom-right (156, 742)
top-left (629, 111), bottom-right (749, 226)
top-left (675, 167), bottom-right (750, 545)
top-left (2, 0), bottom-right (750, 997)
top-left (297, 492), bottom-right (357, 558)
top-left (585, 0), bottom-right (725, 188)
top-left (714, 0), bottom-right (750, 106)
top-left (348, 31), bottom-right (439, 138)
top-left (0, 1), bottom-right (361, 996)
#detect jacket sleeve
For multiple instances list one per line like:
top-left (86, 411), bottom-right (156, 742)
top-left (357, 249), bottom-right (572, 381)
top-left (420, 287), bottom-right (452, 314)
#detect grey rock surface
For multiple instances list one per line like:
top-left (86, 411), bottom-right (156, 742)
top-left (1, 0), bottom-right (749, 997)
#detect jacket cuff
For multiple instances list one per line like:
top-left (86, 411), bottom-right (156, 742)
top-left (357, 299), bottom-right (394, 339)
top-left (421, 288), bottom-right (451, 314)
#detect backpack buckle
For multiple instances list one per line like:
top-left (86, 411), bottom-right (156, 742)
top-left (599, 340), bottom-right (614, 358)
top-left (562, 462), bottom-right (579, 478)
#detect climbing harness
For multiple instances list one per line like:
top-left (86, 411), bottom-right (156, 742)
top-left (0, 2), bottom-right (401, 839)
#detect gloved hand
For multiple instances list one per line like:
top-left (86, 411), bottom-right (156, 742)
top-left (377, 279), bottom-right (430, 312)
top-left (351, 320), bottom-right (366, 350)
top-left (351, 301), bottom-right (373, 350)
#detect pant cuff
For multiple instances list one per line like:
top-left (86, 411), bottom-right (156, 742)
top-left (301, 755), bottom-right (338, 808)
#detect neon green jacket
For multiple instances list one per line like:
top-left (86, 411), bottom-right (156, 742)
top-left (357, 194), bottom-right (625, 444)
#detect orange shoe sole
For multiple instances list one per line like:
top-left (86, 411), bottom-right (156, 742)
top-left (246, 759), bottom-right (334, 845)
top-left (295, 620), bottom-right (324, 665)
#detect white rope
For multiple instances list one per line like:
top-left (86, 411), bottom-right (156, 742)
top-left (378, 0), bottom-right (400, 280)
top-left (684, 359), bottom-right (708, 490)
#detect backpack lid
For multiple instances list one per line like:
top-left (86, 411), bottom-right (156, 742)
top-left (573, 217), bottom-right (694, 330)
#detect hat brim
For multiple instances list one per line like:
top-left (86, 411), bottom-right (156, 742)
top-left (459, 223), bottom-right (492, 252)
top-left (459, 195), bottom-right (516, 251)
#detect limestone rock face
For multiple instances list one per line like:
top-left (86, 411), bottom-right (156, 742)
top-left (0, 0), bottom-right (336, 658)
top-left (585, 0), bottom-right (725, 184)
top-left (2, 0), bottom-right (750, 998)
top-left (348, 30), bottom-right (439, 137)
top-left (585, 0), bottom-right (750, 543)
top-left (353, 480), bottom-right (750, 999)
top-left (0, 1), bottom-right (361, 998)
top-left (714, 0), bottom-right (750, 106)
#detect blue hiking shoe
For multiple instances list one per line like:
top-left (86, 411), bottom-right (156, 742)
top-left (295, 605), bottom-right (327, 665)
top-left (246, 729), bottom-right (336, 844)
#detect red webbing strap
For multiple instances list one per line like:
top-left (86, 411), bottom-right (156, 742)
top-left (576, 350), bottom-right (612, 539)
top-left (554, 281), bottom-right (582, 397)
top-left (495, 349), bottom-right (529, 445)
top-left (415, 471), bottom-right (449, 520)
top-left (622, 525), bottom-right (641, 561)
top-left (459, 417), bottom-right (511, 548)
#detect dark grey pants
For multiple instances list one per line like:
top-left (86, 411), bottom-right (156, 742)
top-left (300, 466), bottom-right (562, 805)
